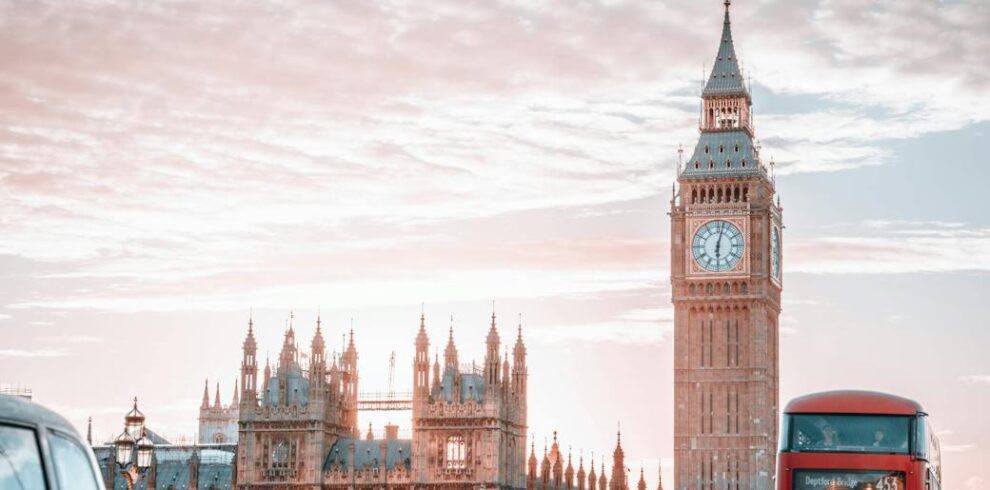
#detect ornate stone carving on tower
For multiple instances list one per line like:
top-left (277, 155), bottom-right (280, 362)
top-left (236, 314), bottom-right (358, 487)
top-left (410, 312), bottom-right (528, 489)
top-left (669, 2), bottom-right (782, 489)
top-left (198, 378), bottom-right (240, 444)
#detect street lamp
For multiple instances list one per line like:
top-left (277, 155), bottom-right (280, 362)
top-left (114, 397), bottom-right (154, 490)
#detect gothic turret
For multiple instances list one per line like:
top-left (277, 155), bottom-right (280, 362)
top-left (213, 381), bottom-right (221, 409)
top-left (541, 444), bottom-right (551, 490)
top-left (311, 315), bottom-right (326, 388)
top-left (598, 462), bottom-right (607, 490)
top-left (240, 316), bottom-right (258, 405)
top-left (609, 431), bottom-right (626, 490)
top-left (565, 450), bottom-right (575, 490)
top-left (444, 323), bottom-right (458, 369)
top-left (484, 309), bottom-right (501, 390)
top-left (201, 378), bottom-right (209, 410)
top-left (588, 454), bottom-right (597, 490)
top-left (637, 468), bottom-right (647, 490)
top-left (577, 453), bottom-right (586, 490)
top-left (528, 442), bottom-right (538, 490)
top-left (340, 326), bottom-right (359, 434)
top-left (513, 319), bottom-right (527, 407)
top-left (414, 311), bottom-right (430, 401)
top-left (278, 315), bottom-right (298, 373)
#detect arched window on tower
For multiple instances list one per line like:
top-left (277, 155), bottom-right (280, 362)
top-left (445, 436), bottom-right (466, 470)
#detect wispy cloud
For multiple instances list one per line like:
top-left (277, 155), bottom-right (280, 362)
top-left (943, 444), bottom-right (977, 453)
top-left (36, 335), bottom-right (104, 344)
top-left (960, 375), bottom-right (990, 385)
top-left (0, 349), bottom-right (68, 358)
top-left (788, 221), bottom-right (990, 274)
top-left (531, 305), bottom-right (672, 344)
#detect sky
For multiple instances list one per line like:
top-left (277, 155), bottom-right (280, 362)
top-left (0, 0), bottom-right (988, 488)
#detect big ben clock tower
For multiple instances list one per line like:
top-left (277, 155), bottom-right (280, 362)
top-left (669, 2), bottom-right (782, 490)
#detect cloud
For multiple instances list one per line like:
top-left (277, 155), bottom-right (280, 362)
top-left (943, 444), bottom-right (977, 453)
top-left (36, 335), bottom-right (104, 344)
top-left (0, 349), bottom-right (68, 358)
top-left (530, 305), bottom-right (672, 345)
top-left (788, 221), bottom-right (990, 274)
top-left (964, 476), bottom-right (987, 490)
top-left (960, 375), bottom-right (990, 385)
top-left (0, 1), bottom-right (985, 313)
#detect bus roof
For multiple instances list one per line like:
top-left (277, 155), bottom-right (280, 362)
top-left (784, 390), bottom-right (924, 416)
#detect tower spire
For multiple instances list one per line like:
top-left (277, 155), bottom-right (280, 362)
top-left (201, 378), bottom-right (210, 409)
top-left (444, 316), bottom-right (458, 368)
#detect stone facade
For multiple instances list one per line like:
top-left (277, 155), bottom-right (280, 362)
top-left (199, 379), bottom-right (240, 444)
top-left (234, 312), bottom-right (529, 489)
top-left (410, 313), bottom-right (528, 489)
top-left (669, 3), bottom-right (782, 490)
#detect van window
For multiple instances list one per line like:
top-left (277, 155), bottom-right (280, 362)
top-left (0, 425), bottom-right (47, 489)
top-left (48, 430), bottom-right (100, 490)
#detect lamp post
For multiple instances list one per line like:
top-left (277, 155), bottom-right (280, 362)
top-left (114, 397), bottom-right (154, 490)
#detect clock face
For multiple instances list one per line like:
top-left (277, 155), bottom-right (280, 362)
top-left (771, 226), bottom-right (781, 279)
top-left (692, 220), bottom-right (744, 272)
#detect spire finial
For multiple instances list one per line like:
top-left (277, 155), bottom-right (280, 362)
top-left (248, 308), bottom-right (254, 332)
top-left (316, 308), bottom-right (322, 331)
top-left (86, 416), bottom-right (92, 445)
top-left (133, 397), bottom-right (138, 410)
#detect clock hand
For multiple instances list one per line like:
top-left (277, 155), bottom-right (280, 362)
top-left (715, 223), bottom-right (725, 258)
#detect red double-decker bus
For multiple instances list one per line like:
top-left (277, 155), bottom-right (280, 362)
top-left (777, 391), bottom-right (942, 490)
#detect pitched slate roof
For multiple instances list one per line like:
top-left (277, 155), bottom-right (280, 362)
top-left (680, 130), bottom-right (761, 179)
top-left (324, 438), bottom-right (413, 471)
top-left (93, 444), bottom-right (235, 490)
top-left (703, 4), bottom-right (748, 98)
top-left (263, 367), bottom-right (310, 407)
top-left (434, 368), bottom-right (485, 403)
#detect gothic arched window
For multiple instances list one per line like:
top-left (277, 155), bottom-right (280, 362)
top-left (445, 436), bottom-right (466, 469)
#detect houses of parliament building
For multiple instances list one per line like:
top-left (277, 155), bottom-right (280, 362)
top-left (94, 312), bottom-right (662, 490)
